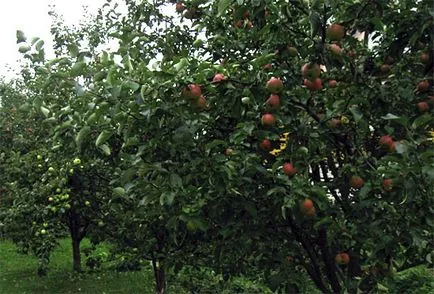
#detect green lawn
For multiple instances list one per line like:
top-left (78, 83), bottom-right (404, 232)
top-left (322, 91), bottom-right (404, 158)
top-left (0, 239), bottom-right (271, 294)
top-left (0, 239), bottom-right (155, 294)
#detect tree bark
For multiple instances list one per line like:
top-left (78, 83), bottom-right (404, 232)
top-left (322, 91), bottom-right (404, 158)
top-left (287, 216), bottom-right (330, 293)
top-left (71, 235), bottom-right (82, 272)
top-left (318, 227), bottom-right (342, 293)
top-left (69, 209), bottom-right (82, 272)
top-left (152, 257), bottom-right (165, 294)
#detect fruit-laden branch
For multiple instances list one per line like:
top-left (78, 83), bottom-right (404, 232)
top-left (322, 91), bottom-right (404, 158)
top-left (287, 215), bottom-right (329, 292)
top-left (288, 97), bottom-right (354, 156)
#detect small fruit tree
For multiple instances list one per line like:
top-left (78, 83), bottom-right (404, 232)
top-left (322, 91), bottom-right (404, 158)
top-left (0, 10), bottom-right (116, 274)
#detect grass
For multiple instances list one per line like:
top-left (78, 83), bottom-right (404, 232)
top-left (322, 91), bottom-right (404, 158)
top-left (0, 238), bottom-right (156, 294)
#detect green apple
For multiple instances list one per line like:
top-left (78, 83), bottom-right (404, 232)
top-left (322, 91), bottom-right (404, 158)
top-left (65, 203), bottom-right (71, 209)
top-left (40, 229), bottom-right (47, 235)
top-left (241, 97), bottom-right (251, 104)
top-left (48, 167), bottom-right (55, 172)
top-left (85, 200), bottom-right (91, 206)
top-left (43, 222), bottom-right (48, 228)
top-left (73, 158), bottom-right (81, 165)
top-left (37, 155), bottom-right (42, 160)
top-left (48, 197), bottom-right (53, 202)
top-left (51, 207), bottom-right (57, 212)
top-left (297, 146), bottom-right (309, 155)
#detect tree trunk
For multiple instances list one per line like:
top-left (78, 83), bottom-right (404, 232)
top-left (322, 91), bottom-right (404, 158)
top-left (69, 209), bottom-right (82, 273)
top-left (152, 257), bottom-right (165, 294)
top-left (71, 235), bottom-right (82, 272)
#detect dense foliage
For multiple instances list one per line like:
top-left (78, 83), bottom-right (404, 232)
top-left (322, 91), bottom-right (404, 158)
top-left (1, 0), bottom-right (433, 293)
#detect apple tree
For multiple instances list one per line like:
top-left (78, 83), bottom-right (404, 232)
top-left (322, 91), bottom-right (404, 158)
top-left (98, 0), bottom-right (433, 292)
top-left (0, 8), bottom-right (117, 275)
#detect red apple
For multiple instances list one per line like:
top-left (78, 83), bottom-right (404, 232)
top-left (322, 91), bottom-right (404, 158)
top-left (287, 46), bottom-right (298, 57)
top-left (417, 80), bottom-right (429, 92)
top-left (266, 77), bottom-right (283, 93)
top-left (417, 101), bottom-right (429, 112)
top-left (380, 64), bottom-right (391, 73)
top-left (328, 80), bottom-right (337, 88)
top-left (213, 73), bottom-right (226, 83)
top-left (196, 95), bottom-right (207, 109)
top-left (327, 24), bottom-right (345, 41)
top-left (304, 78), bottom-right (323, 91)
top-left (335, 253), bottom-right (350, 265)
top-left (266, 94), bottom-right (280, 109)
top-left (347, 50), bottom-right (356, 58)
top-left (300, 199), bottom-right (314, 215)
top-left (379, 135), bottom-right (393, 147)
top-left (234, 20), bottom-right (243, 28)
top-left (383, 179), bottom-right (393, 191)
top-left (183, 9), bottom-right (197, 19)
top-left (329, 118), bottom-right (341, 128)
top-left (420, 52), bottom-right (430, 64)
top-left (175, 2), bottom-right (185, 13)
top-left (350, 176), bottom-right (364, 189)
top-left (301, 63), bottom-right (321, 80)
top-left (379, 135), bottom-right (396, 152)
top-left (263, 63), bottom-right (272, 70)
top-left (329, 44), bottom-right (342, 56)
top-left (182, 84), bottom-right (201, 101)
top-left (283, 163), bottom-right (297, 177)
top-left (261, 113), bottom-right (276, 126)
top-left (259, 139), bottom-right (272, 150)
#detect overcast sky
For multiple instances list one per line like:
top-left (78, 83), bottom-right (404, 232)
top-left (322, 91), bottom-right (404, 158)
top-left (0, 0), bottom-right (124, 80)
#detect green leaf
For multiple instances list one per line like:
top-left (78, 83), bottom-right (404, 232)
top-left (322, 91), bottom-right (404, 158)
top-left (75, 126), bottom-right (92, 151)
top-left (412, 114), bottom-right (432, 129)
top-left (67, 44), bottom-right (79, 57)
top-left (18, 45), bottom-right (31, 53)
top-left (40, 106), bottom-right (50, 117)
top-left (309, 11), bottom-right (321, 37)
top-left (95, 130), bottom-right (113, 147)
top-left (169, 173), bottom-right (183, 188)
top-left (35, 40), bottom-right (44, 51)
top-left (123, 80), bottom-right (140, 92)
top-left (70, 61), bottom-right (86, 77)
top-left (218, 0), bottom-right (231, 16)
top-left (99, 144), bottom-right (111, 155)
top-left (113, 187), bottom-right (126, 197)
top-left (349, 105), bottom-right (363, 123)
top-left (250, 53), bottom-right (276, 67)
top-left (381, 113), bottom-right (400, 120)
top-left (18, 103), bottom-right (31, 112)
top-left (16, 30), bottom-right (26, 43)
top-left (173, 58), bottom-right (189, 72)
top-left (267, 187), bottom-right (286, 196)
